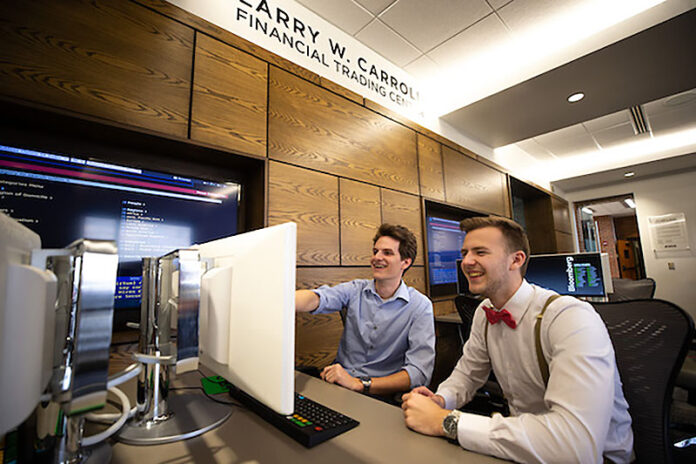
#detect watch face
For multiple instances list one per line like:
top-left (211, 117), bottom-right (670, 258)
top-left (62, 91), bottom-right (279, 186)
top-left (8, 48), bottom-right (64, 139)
top-left (444, 413), bottom-right (459, 438)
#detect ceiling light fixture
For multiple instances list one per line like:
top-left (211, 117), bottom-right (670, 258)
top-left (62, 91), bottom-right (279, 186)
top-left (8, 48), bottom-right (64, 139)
top-left (581, 206), bottom-right (594, 214)
top-left (624, 198), bottom-right (636, 208)
top-left (624, 171), bottom-right (635, 177)
top-left (567, 92), bottom-right (585, 103)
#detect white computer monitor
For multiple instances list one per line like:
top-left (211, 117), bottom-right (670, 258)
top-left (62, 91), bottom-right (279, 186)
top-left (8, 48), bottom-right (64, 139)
top-left (0, 213), bottom-right (57, 436)
top-left (196, 222), bottom-right (296, 415)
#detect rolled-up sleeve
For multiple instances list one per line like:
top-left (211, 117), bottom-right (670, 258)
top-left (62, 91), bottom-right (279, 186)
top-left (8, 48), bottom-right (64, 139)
top-left (311, 280), bottom-right (358, 314)
top-left (403, 299), bottom-right (436, 388)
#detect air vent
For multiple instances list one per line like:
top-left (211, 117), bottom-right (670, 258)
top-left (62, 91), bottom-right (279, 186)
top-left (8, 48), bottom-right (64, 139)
top-left (628, 105), bottom-right (650, 135)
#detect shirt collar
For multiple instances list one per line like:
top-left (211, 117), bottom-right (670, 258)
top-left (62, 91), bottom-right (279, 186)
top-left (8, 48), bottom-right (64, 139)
top-left (484, 279), bottom-right (534, 322)
top-left (365, 279), bottom-right (410, 304)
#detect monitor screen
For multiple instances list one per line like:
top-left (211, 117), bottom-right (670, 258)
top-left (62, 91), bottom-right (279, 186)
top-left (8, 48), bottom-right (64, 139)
top-left (526, 253), bottom-right (606, 297)
top-left (0, 144), bottom-right (241, 313)
top-left (426, 216), bottom-right (467, 297)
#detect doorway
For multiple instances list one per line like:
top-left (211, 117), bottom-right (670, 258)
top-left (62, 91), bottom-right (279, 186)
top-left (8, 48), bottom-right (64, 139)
top-left (574, 194), bottom-right (646, 280)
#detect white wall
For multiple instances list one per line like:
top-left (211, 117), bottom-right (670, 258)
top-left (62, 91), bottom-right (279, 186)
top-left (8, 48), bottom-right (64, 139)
top-left (563, 170), bottom-right (696, 320)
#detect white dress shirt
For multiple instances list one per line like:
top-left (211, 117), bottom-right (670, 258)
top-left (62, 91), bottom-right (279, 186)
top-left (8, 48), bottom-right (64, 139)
top-left (436, 280), bottom-right (634, 463)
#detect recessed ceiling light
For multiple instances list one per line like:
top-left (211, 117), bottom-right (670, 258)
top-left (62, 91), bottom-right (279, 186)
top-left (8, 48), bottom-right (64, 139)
top-left (581, 206), bottom-right (594, 214)
top-left (567, 92), bottom-right (585, 103)
top-left (624, 171), bottom-right (635, 177)
top-left (624, 198), bottom-right (636, 208)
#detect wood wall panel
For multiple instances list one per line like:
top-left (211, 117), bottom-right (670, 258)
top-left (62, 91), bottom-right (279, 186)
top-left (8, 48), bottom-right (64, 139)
top-left (191, 34), bottom-right (267, 156)
top-left (555, 231), bottom-right (575, 253)
top-left (433, 299), bottom-right (455, 317)
top-left (551, 197), bottom-right (572, 234)
top-left (0, 0), bottom-right (193, 137)
top-left (340, 179), bottom-right (381, 265)
top-left (320, 77), bottom-right (363, 105)
top-left (268, 162), bottom-right (339, 265)
top-left (269, 68), bottom-right (420, 194)
top-left (417, 134), bottom-right (445, 201)
top-left (442, 146), bottom-right (509, 216)
top-left (403, 266), bottom-right (427, 295)
top-left (525, 196), bottom-right (555, 254)
top-left (381, 189), bottom-right (424, 266)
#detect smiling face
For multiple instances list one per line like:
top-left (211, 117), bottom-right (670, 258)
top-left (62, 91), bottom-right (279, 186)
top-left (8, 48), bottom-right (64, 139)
top-left (371, 235), bottom-right (411, 283)
top-left (460, 226), bottom-right (526, 307)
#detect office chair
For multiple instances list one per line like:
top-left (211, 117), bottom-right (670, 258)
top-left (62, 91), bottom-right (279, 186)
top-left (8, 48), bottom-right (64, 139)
top-left (593, 299), bottom-right (694, 464)
top-left (608, 277), bottom-right (656, 301)
top-left (453, 295), bottom-right (508, 416)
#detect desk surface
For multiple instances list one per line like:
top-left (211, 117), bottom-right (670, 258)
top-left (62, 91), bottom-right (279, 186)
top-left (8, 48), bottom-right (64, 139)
top-left (436, 312), bottom-right (464, 324)
top-left (111, 371), bottom-right (504, 464)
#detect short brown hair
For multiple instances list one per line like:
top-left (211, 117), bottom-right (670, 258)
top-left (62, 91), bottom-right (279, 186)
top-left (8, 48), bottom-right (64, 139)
top-left (373, 224), bottom-right (417, 272)
top-left (459, 216), bottom-right (530, 276)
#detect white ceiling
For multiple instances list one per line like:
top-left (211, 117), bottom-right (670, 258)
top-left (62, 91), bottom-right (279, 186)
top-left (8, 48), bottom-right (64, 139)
top-left (295, 0), bottom-right (696, 185)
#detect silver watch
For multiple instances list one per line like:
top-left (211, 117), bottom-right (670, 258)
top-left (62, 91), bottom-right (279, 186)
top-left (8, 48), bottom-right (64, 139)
top-left (360, 376), bottom-right (372, 393)
top-left (442, 410), bottom-right (462, 440)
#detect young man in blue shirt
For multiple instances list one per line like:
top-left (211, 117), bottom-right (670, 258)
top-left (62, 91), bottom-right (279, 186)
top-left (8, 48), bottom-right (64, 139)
top-left (296, 224), bottom-right (435, 396)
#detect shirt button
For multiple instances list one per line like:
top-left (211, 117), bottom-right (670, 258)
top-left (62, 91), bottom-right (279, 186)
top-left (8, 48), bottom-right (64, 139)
top-left (373, 325), bottom-right (377, 330)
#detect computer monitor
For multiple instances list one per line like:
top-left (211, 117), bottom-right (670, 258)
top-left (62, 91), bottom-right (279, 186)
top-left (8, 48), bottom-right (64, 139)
top-left (0, 143), bottom-right (241, 325)
top-left (526, 252), bottom-right (607, 298)
top-left (426, 216), bottom-right (468, 298)
top-left (196, 222), bottom-right (297, 415)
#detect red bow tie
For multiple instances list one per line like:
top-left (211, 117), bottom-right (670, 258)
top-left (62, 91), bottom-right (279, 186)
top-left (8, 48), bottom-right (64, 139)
top-left (482, 305), bottom-right (517, 329)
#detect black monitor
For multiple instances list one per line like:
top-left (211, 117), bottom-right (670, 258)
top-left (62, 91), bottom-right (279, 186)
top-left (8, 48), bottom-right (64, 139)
top-left (426, 215), bottom-right (467, 298)
top-left (0, 143), bottom-right (241, 322)
top-left (526, 252), bottom-right (607, 298)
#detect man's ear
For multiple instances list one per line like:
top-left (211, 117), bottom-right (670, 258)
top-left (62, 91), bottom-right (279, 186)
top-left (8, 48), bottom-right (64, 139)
top-left (401, 257), bottom-right (413, 271)
top-left (509, 251), bottom-right (526, 271)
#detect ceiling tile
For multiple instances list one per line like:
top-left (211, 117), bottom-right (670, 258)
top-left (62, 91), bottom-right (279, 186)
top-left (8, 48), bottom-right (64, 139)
top-left (497, 0), bottom-right (585, 35)
top-left (649, 108), bottom-right (696, 135)
top-left (591, 123), bottom-right (638, 149)
top-left (355, 19), bottom-right (422, 66)
top-left (487, 0), bottom-right (514, 10)
top-left (534, 124), bottom-right (597, 156)
top-left (582, 110), bottom-right (630, 133)
top-left (379, 0), bottom-right (492, 52)
top-left (515, 138), bottom-right (557, 161)
top-left (354, 0), bottom-right (396, 15)
top-left (403, 54), bottom-right (440, 81)
top-left (644, 88), bottom-right (696, 118)
top-left (428, 12), bottom-right (510, 67)
top-left (296, 0), bottom-right (374, 35)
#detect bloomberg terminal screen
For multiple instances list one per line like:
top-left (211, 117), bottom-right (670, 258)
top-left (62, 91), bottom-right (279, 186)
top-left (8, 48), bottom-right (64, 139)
top-left (426, 216), bottom-right (467, 286)
top-left (526, 253), bottom-right (605, 297)
top-left (0, 144), bottom-right (240, 310)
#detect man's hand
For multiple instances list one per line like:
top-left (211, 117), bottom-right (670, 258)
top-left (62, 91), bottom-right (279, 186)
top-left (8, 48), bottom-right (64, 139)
top-left (320, 364), bottom-right (362, 392)
top-left (405, 386), bottom-right (446, 408)
top-left (401, 389), bottom-right (450, 437)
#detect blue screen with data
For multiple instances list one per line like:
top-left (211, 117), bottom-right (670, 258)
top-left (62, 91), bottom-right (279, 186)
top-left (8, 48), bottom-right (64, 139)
top-left (0, 144), bottom-right (240, 309)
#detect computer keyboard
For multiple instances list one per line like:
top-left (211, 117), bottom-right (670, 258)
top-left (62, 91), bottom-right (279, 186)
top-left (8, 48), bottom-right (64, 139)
top-left (229, 387), bottom-right (359, 448)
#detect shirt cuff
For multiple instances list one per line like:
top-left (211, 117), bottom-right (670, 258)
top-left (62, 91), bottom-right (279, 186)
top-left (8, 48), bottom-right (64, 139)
top-left (309, 289), bottom-right (324, 313)
top-left (436, 388), bottom-right (456, 410)
top-left (457, 412), bottom-right (492, 456)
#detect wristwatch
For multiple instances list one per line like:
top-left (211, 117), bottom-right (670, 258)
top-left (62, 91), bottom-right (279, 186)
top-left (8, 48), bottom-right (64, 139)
top-left (360, 376), bottom-right (372, 393)
top-left (442, 410), bottom-right (462, 440)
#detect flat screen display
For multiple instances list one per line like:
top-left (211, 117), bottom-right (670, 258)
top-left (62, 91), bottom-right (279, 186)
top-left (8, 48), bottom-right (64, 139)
top-left (426, 216), bottom-right (467, 297)
top-left (0, 144), bottom-right (241, 311)
top-left (526, 253), bottom-right (606, 297)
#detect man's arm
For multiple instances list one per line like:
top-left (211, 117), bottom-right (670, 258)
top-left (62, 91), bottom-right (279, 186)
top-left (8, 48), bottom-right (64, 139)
top-left (295, 289), bottom-right (320, 312)
top-left (321, 364), bottom-right (412, 394)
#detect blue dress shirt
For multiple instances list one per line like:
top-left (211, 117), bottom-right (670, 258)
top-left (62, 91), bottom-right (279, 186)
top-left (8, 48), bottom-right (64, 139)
top-left (312, 279), bottom-right (435, 388)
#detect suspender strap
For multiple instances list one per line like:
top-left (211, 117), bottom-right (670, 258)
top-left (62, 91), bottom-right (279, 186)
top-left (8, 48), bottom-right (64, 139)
top-left (535, 294), bottom-right (561, 386)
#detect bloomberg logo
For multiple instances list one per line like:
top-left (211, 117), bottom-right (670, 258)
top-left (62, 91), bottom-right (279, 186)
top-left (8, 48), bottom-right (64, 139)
top-left (566, 256), bottom-right (576, 293)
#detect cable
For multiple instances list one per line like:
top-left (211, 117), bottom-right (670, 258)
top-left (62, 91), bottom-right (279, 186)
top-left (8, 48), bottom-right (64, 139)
top-left (82, 387), bottom-right (130, 447)
top-left (106, 363), bottom-right (142, 389)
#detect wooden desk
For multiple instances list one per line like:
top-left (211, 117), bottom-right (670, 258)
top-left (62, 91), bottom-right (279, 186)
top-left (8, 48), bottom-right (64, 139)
top-left (111, 371), bottom-right (504, 463)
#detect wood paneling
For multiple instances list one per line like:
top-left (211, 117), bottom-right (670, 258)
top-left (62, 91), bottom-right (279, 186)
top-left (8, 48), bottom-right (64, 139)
top-left (551, 197), bottom-right (572, 234)
top-left (525, 196), bottom-right (555, 254)
top-left (555, 231), bottom-right (575, 253)
top-left (433, 299), bottom-right (456, 317)
top-left (320, 77), bottom-right (363, 105)
top-left (403, 266), bottom-right (427, 295)
top-left (381, 189), bottom-right (424, 266)
top-left (191, 34), bottom-right (267, 156)
top-left (268, 162), bottom-right (339, 265)
top-left (269, 68), bottom-right (420, 194)
top-left (0, 0), bottom-right (193, 137)
top-left (417, 134), bottom-right (445, 201)
top-left (135, 0), bottom-right (321, 85)
top-left (340, 179), bottom-right (381, 265)
top-left (442, 146), bottom-right (508, 216)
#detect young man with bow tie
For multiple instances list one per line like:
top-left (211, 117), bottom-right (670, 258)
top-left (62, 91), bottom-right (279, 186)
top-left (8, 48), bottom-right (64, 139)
top-left (401, 216), bottom-right (634, 463)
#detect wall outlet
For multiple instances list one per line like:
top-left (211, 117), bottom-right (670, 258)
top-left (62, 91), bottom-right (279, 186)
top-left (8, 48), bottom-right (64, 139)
top-left (667, 262), bottom-right (675, 270)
